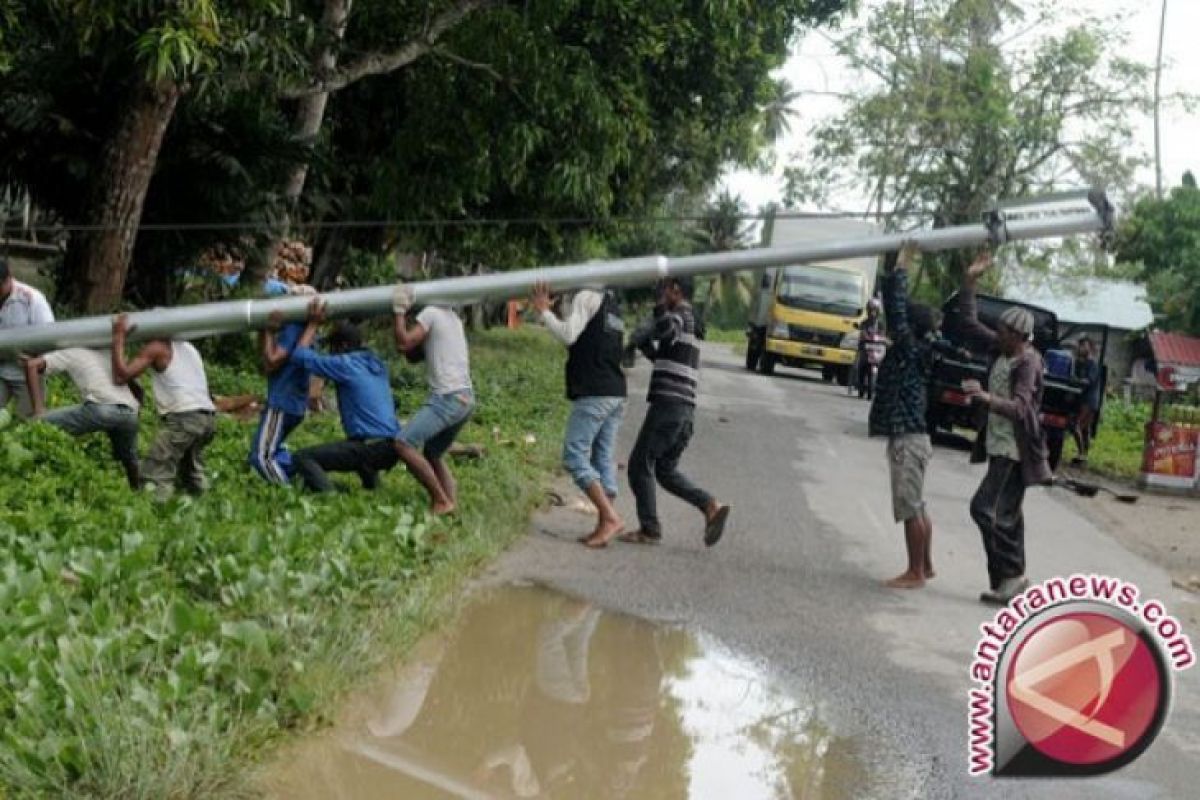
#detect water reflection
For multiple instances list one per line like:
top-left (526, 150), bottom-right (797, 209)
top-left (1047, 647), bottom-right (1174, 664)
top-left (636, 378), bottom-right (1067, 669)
top-left (269, 585), bottom-right (863, 799)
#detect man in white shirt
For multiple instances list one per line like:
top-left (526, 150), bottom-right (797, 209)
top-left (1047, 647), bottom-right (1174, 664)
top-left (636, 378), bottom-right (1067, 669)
top-left (392, 286), bottom-right (476, 515)
top-left (529, 282), bottom-right (627, 548)
top-left (22, 348), bottom-right (141, 487)
top-left (111, 314), bottom-right (216, 500)
top-left (0, 257), bottom-right (55, 418)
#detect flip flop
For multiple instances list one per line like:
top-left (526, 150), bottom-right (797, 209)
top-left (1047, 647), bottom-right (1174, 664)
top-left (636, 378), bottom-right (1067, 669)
top-left (617, 531), bottom-right (662, 546)
top-left (704, 505), bottom-right (730, 547)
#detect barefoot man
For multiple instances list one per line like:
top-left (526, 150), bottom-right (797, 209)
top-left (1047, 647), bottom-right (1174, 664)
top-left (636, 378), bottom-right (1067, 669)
top-left (868, 242), bottom-right (943, 588)
top-left (530, 281), bottom-right (627, 547)
top-left (391, 285), bottom-right (476, 515)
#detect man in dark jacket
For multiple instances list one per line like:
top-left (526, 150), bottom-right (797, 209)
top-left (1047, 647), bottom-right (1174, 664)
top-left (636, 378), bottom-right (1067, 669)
top-left (868, 242), bottom-right (945, 589)
top-left (531, 282), bottom-right (627, 547)
top-left (959, 251), bottom-right (1052, 605)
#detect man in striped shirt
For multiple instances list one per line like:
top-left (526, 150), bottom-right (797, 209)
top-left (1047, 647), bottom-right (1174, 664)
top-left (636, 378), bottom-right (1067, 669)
top-left (621, 277), bottom-right (730, 548)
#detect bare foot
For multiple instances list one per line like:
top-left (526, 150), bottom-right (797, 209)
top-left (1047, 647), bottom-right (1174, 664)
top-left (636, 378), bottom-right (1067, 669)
top-left (580, 516), bottom-right (623, 549)
top-left (432, 501), bottom-right (456, 516)
top-left (885, 571), bottom-right (926, 589)
top-left (925, 565), bottom-right (936, 579)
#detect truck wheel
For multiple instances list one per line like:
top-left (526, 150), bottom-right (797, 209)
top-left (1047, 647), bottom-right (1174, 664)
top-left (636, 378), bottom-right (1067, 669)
top-left (822, 366), bottom-right (835, 383)
top-left (835, 366), bottom-right (850, 387)
top-left (759, 353), bottom-right (777, 376)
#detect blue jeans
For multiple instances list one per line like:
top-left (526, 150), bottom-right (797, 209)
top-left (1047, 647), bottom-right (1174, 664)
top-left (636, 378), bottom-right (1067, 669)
top-left (562, 396), bottom-right (625, 497)
top-left (42, 402), bottom-right (139, 467)
top-left (398, 389), bottom-right (475, 460)
top-left (248, 407), bottom-right (304, 484)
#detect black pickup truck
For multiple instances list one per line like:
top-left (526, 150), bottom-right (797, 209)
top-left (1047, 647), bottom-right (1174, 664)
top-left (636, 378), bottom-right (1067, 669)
top-left (926, 292), bottom-right (1108, 470)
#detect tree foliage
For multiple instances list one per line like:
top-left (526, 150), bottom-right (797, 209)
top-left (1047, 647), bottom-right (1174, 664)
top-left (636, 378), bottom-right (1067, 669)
top-left (1, 0), bottom-right (850, 307)
top-left (1116, 173), bottom-right (1200, 334)
top-left (783, 0), bottom-right (1154, 298)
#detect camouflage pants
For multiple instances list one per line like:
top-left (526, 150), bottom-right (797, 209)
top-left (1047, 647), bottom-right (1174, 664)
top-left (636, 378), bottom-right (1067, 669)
top-left (142, 410), bottom-right (216, 500)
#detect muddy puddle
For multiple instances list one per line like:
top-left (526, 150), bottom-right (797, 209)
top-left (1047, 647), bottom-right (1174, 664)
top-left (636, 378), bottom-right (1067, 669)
top-left (266, 584), bottom-right (866, 799)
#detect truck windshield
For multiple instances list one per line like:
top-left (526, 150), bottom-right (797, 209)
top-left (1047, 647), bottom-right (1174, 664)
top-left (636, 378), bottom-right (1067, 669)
top-left (776, 265), bottom-right (864, 317)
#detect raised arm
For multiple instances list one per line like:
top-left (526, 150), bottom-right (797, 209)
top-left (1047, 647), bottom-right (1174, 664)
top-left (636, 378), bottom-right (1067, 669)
top-left (111, 315), bottom-right (169, 384)
top-left (882, 242), bottom-right (918, 340)
top-left (958, 251), bottom-right (999, 350)
top-left (531, 284), bottom-right (601, 346)
top-left (259, 311), bottom-right (291, 375)
top-left (295, 298), bottom-right (326, 350)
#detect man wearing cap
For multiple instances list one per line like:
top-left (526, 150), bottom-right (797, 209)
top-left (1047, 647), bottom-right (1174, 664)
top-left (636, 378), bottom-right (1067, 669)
top-left (288, 299), bottom-right (401, 492)
top-left (959, 252), bottom-right (1052, 605)
top-left (0, 256), bottom-right (55, 419)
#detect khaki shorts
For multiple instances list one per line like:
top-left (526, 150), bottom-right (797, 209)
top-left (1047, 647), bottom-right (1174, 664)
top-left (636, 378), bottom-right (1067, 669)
top-left (887, 433), bottom-right (933, 523)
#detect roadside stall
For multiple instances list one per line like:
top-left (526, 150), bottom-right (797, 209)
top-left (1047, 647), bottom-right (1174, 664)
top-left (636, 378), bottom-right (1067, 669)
top-left (1139, 332), bottom-right (1200, 494)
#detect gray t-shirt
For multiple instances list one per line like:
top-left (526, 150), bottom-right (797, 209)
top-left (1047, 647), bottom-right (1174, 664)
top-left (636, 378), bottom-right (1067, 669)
top-left (416, 307), bottom-right (472, 395)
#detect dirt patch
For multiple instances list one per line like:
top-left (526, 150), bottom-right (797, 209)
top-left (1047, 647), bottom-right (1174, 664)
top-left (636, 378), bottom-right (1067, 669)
top-left (1055, 466), bottom-right (1200, 596)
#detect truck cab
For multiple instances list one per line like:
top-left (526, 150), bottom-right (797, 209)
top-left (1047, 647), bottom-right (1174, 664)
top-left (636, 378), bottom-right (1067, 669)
top-left (929, 292), bottom-right (1109, 470)
top-left (745, 216), bottom-right (880, 383)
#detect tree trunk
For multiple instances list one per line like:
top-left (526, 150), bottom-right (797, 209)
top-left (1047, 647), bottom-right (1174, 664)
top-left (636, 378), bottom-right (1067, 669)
top-left (65, 80), bottom-right (182, 312)
top-left (311, 224), bottom-right (349, 290)
top-left (249, 0), bottom-right (352, 288)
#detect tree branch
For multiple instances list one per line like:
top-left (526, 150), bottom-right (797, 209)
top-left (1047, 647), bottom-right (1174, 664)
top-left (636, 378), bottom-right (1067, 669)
top-left (431, 46), bottom-right (504, 83)
top-left (281, 0), bottom-right (495, 99)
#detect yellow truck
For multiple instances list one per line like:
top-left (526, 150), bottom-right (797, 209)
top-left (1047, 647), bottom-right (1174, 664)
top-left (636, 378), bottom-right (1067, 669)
top-left (744, 215), bottom-right (881, 384)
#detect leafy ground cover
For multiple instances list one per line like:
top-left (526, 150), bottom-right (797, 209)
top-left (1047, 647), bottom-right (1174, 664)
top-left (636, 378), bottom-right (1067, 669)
top-left (0, 327), bottom-right (568, 799)
top-left (1062, 399), bottom-right (1151, 481)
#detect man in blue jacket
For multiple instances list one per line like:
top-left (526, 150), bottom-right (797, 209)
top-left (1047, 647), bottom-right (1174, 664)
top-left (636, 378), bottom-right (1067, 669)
top-left (289, 299), bottom-right (401, 492)
top-left (248, 282), bottom-right (313, 483)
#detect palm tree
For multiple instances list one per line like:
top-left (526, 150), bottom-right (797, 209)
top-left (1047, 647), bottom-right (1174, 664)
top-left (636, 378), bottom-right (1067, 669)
top-left (689, 191), bottom-right (755, 325)
top-left (762, 78), bottom-right (801, 143)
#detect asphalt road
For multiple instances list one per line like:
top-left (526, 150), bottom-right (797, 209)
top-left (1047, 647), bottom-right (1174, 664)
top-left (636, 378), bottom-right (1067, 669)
top-left (488, 341), bottom-right (1200, 799)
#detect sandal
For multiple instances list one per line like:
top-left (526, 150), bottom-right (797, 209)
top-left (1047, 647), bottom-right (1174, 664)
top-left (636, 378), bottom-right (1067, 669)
top-left (704, 505), bottom-right (731, 548)
top-left (617, 530), bottom-right (662, 545)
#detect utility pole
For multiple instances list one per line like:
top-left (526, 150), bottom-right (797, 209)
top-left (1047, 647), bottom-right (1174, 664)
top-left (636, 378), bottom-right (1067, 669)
top-left (1154, 0), bottom-right (1168, 199)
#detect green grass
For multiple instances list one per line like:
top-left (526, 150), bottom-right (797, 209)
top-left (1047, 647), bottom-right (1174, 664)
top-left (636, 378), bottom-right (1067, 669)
top-left (1062, 399), bottom-right (1151, 481)
top-left (0, 327), bottom-right (568, 799)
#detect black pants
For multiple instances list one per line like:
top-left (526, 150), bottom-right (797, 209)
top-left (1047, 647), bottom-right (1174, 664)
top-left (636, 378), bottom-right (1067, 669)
top-left (970, 456), bottom-right (1027, 589)
top-left (628, 401), bottom-right (712, 535)
top-left (292, 439), bottom-right (399, 493)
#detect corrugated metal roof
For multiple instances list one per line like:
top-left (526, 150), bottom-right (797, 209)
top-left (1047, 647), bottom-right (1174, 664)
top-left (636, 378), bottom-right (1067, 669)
top-left (1150, 331), bottom-right (1200, 368)
top-left (1001, 277), bottom-right (1154, 331)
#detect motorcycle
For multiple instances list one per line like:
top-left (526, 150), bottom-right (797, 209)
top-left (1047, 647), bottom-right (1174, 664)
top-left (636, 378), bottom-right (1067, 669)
top-left (853, 328), bottom-right (887, 400)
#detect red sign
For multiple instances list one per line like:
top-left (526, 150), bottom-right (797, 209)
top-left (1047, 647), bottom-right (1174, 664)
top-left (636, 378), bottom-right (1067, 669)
top-left (1141, 422), bottom-right (1199, 488)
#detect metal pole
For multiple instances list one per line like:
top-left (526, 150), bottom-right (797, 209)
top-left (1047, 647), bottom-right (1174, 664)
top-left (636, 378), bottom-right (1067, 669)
top-left (0, 205), bottom-right (1109, 356)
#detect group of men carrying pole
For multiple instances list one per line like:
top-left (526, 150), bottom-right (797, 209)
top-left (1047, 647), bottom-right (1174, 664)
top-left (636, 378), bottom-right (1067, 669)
top-left (0, 257), bottom-right (733, 551)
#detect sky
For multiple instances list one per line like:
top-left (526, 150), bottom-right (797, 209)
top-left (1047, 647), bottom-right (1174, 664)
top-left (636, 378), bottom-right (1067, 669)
top-left (722, 0), bottom-right (1198, 214)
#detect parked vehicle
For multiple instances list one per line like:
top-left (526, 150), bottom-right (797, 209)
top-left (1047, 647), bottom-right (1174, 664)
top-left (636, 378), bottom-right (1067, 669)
top-left (927, 292), bottom-right (1109, 470)
top-left (745, 216), bottom-right (880, 383)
